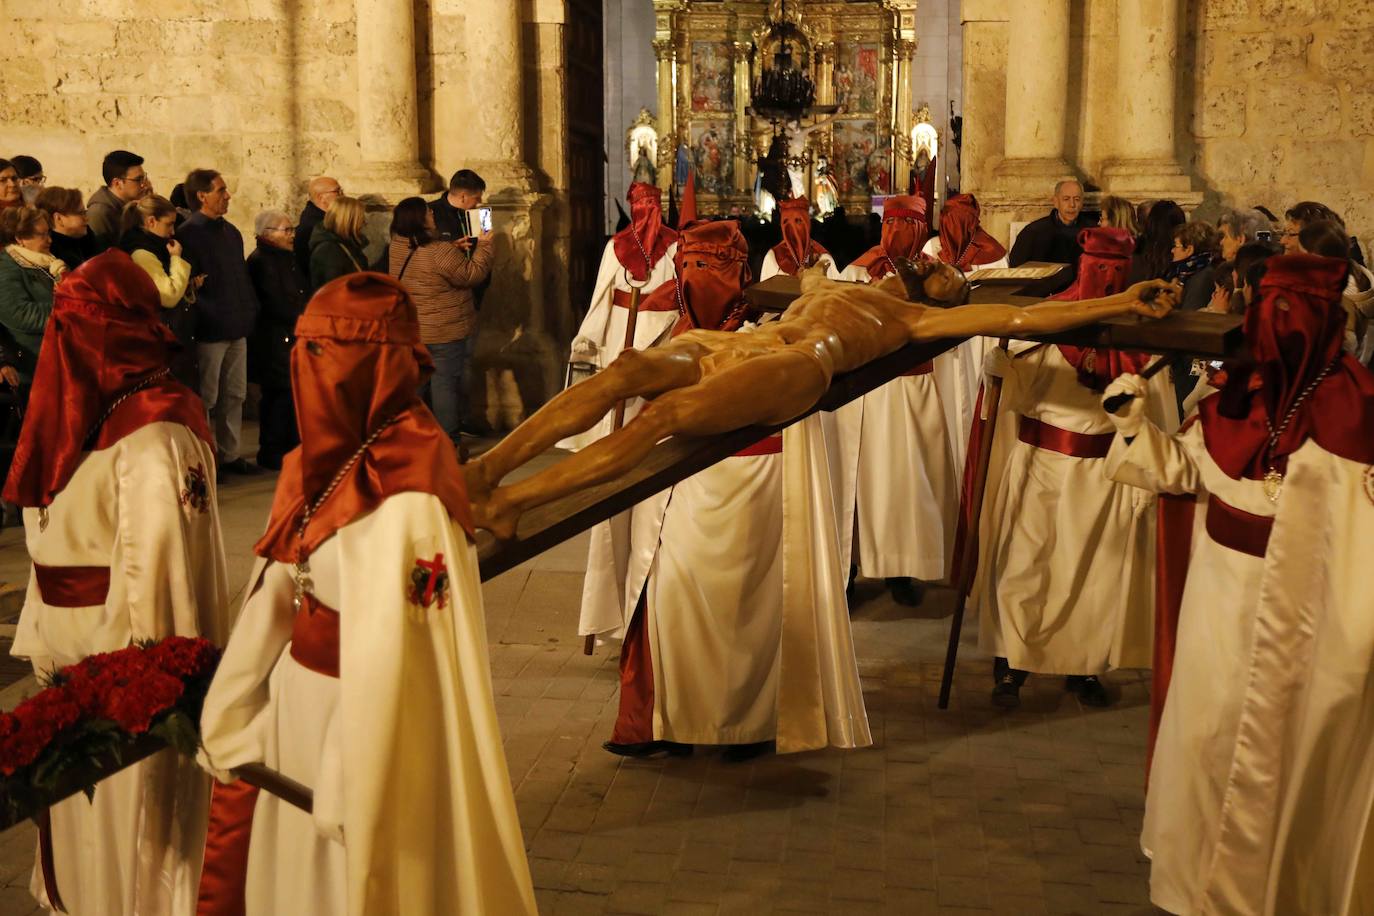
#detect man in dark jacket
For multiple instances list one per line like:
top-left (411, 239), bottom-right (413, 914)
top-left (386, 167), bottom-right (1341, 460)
top-left (247, 210), bottom-right (306, 470)
top-left (1008, 178), bottom-right (1097, 293)
top-left (177, 168), bottom-right (263, 479)
top-left (87, 150), bottom-right (149, 251)
top-left (293, 176), bottom-right (342, 280)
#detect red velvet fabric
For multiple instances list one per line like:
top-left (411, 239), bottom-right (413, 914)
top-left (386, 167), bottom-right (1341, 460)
top-left (288, 593), bottom-right (341, 679)
top-left (678, 171), bottom-right (697, 229)
top-left (1052, 228), bottom-right (1153, 391)
top-left (612, 182), bottom-right (677, 282)
top-left (1016, 415), bottom-right (1115, 459)
top-left (637, 221), bottom-right (752, 336)
top-left (254, 273), bottom-right (474, 565)
top-left (1204, 495), bottom-right (1275, 559)
top-left (1200, 252), bottom-right (1374, 478)
top-left (196, 779), bottom-right (261, 916)
top-left (1147, 492), bottom-right (1197, 786)
top-left (850, 195), bottom-right (930, 280)
top-left (612, 288), bottom-right (678, 313)
top-left (771, 196), bottom-right (829, 276)
top-left (936, 194), bottom-right (1006, 271)
top-left (32, 563), bottom-right (111, 607)
top-left (3, 250), bottom-right (212, 507)
top-left (610, 592), bottom-right (655, 745)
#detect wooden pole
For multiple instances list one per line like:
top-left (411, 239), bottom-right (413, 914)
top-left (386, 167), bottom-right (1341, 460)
top-left (937, 338), bottom-right (1009, 710)
top-left (584, 283), bottom-right (645, 656)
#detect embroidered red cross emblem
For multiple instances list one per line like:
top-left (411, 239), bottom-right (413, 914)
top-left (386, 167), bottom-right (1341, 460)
top-left (412, 552), bottom-right (445, 609)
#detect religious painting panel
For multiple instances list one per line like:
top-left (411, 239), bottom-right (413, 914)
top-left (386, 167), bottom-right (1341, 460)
top-left (689, 40), bottom-right (734, 113)
top-left (690, 121), bottom-right (734, 195)
top-left (834, 41), bottom-right (881, 115)
top-left (831, 119), bottom-right (879, 197)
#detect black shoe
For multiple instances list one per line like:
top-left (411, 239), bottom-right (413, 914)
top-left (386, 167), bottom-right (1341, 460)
top-left (256, 454), bottom-right (283, 471)
top-left (845, 565), bottom-right (858, 604)
top-left (722, 741), bottom-right (774, 763)
top-left (222, 457), bottom-right (265, 476)
top-left (601, 740), bottom-right (693, 759)
top-left (459, 420), bottom-right (488, 437)
top-left (991, 672), bottom-right (1022, 709)
top-left (1067, 675), bottom-right (1112, 708)
top-left (886, 577), bottom-right (925, 607)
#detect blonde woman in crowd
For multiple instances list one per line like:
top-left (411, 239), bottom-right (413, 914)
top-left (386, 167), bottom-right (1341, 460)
top-left (1099, 194), bottom-right (1138, 235)
top-left (117, 196), bottom-right (192, 309)
top-left (308, 194), bottom-right (368, 293)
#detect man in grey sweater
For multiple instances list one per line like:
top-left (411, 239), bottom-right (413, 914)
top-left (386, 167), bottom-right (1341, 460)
top-left (86, 150), bottom-right (149, 251)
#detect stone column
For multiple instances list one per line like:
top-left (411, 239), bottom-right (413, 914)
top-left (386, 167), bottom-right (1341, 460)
top-left (1101, 0), bottom-right (1194, 196)
top-left (460, 0), bottom-right (536, 196)
top-left (355, 0), bottom-right (424, 178)
top-left (993, 0), bottom-right (1072, 186)
top-left (654, 37), bottom-right (676, 191)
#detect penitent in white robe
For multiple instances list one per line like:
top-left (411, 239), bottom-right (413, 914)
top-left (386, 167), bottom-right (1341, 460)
top-left (971, 346), bottom-right (1176, 674)
top-left (646, 416), bottom-right (871, 753)
top-left (833, 263), bottom-right (959, 582)
top-left (920, 236), bottom-right (1009, 475)
top-left (567, 239), bottom-right (679, 639)
top-left (13, 421), bottom-right (230, 916)
top-left (1107, 422), bottom-right (1374, 915)
top-left (198, 492), bottom-right (536, 916)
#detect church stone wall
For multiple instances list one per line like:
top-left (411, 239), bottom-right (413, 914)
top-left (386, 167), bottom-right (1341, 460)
top-left (3, 0), bottom-right (364, 246)
top-left (1187, 0), bottom-right (1374, 235)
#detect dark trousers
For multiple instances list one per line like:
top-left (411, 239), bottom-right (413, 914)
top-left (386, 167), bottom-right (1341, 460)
top-left (257, 385), bottom-right (299, 467)
top-left (419, 337), bottom-right (470, 443)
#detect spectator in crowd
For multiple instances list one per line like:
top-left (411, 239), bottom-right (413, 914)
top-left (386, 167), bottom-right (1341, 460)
top-left (1099, 194), bottom-right (1138, 234)
top-left (118, 195), bottom-right (192, 309)
top-left (0, 161), bottom-right (20, 213)
top-left (0, 206), bottom-right (64, 380)
top-left (178, 168), bottom-right (262, 479)
top-left (36, 187), bottom-right (98, 269)
top-left (1008, 178), bottom-right (1095, 267)
top-left (388, 196), bottom-right (494, 444)
top-left (1299, 218), bottom-right (1374, 362)
top-left (246, 210), bottom-right (306, 470)
top-left (1166, 221), bottom-right (1221, 311)
top-left (87, 150), bottom-right (149, 250)
top-left (308, 194), bottom-right (368, 293)
top-left (1281, 201), bottom-right (1343, 254)
top-left (1216, 207), bottom-right (1274, 261)
top-left (1206, 261), bottom-right (1237, 314)
top-left (294, 175), bottom-right (343, 279)
top-left (430, 169), bottom-right (487, 242)
top-left (9, 156), bottom-right (44, 205)
top-left (1233, 240), bottom-right (1281, 311)
top-left (169, 183), bottom-right (193, 226)
top-left (1130, 199), bottom-right (1186, 282)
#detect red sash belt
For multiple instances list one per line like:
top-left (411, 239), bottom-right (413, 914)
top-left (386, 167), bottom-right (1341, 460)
top-left (1205, 495), bottom-right (1272, 559)
top-left (900, 361), bottom-right (933, 377)
top-left (612, 288), bottom-right (677, 313)
top-left (289, 594), bottom-right (340, 679)
top-left (1017, 415), bottom-right (1115, 459)
top-left (33, 563), bottom-right (110, 607)
top-left (733, 434), bottom-right (783, 457)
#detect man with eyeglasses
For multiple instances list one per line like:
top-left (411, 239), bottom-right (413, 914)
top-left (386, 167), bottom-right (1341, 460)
top-left (87, 150), bottom-right (150, 251)
top-left (294, 176), bottom-right (343, 279)
top-left (9, 156), bottom-right (45, 205)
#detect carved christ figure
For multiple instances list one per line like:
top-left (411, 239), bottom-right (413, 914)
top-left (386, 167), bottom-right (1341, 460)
top-left (466, 262), bottom-right (1180, 539)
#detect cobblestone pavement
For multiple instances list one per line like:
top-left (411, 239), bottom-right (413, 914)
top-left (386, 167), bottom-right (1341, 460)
top-left (0, 434), bottom-right (1163, 915)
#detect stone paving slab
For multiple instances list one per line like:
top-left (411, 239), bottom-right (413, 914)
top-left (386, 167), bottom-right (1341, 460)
top-left (0, 431), bottom-right (1166, 914)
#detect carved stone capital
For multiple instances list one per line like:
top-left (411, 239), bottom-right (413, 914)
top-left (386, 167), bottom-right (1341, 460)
top-left (894, 39), bottom-right (918, 60)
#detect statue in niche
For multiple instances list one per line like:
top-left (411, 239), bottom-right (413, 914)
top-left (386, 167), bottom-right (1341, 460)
top-left (632, 140), bottom-right (657, 186)
top-left (814, 155), bottom-right (839, 217)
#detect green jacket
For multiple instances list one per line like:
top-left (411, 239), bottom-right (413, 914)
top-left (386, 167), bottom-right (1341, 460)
top-left (0, 250), bottom-right (54, 372)
top-left (308, 226), bottom-right (367, 295)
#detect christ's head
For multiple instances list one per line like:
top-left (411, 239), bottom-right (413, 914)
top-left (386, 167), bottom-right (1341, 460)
top-left (893, 257), bottom-right (970, 307)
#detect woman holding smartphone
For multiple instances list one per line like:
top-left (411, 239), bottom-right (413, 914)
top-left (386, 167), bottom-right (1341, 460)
top-left (386, 196), bottom-right (494, 447)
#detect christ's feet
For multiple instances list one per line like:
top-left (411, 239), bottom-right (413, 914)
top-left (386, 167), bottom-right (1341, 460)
top-left (469, 485), bottom-right (521, 541)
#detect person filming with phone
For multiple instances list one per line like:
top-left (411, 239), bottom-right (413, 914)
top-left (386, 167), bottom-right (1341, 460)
top-left (390, 194), bottom-right (494, 448)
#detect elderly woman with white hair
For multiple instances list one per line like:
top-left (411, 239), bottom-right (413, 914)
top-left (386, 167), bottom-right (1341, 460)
top-left (246, 209), bottom-right (306, 470)
top-left (1216, 207), bottom-right (1275, 261)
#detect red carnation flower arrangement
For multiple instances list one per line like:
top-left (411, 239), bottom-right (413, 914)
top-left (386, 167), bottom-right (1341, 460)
top-left (0, 637), bottom-right (220, 822)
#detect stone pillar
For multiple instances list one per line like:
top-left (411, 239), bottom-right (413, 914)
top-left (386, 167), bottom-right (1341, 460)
top-left (994, 0), bottom-right (1072, 186)
top-left (460, 0), bottom-right (537, 197)
top-left (654, 37), bottom-right (676, 191)
top-left (1101, 0), bottom-right (1195, 197)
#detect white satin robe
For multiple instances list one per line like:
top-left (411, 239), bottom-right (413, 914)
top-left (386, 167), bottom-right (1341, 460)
top-left (567, 239), bottom-right (679, 638)
top-left (646, 417), bottom-right (871, 753)
top-left (198, 493), bottom-right (536, 916)
top-left (834, 263), bottom-right (959, 582)
top-left (1108, 421), bottom-right (1374, 915)
top-left (971, 346), bottom-right (1176, 674)
top-left (13, 421), bottom-right (230, 916)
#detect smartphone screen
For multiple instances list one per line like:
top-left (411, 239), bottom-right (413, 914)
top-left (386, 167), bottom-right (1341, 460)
top-left (478, 207), bottom-right (493, 233)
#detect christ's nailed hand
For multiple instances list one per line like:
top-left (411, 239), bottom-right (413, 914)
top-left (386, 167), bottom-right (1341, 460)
top-left (1124, 279), bottom-right (1181, 319)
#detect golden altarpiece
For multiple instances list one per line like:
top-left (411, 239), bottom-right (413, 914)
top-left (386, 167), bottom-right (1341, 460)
top-left (649, 0), bottom-right (920, 215)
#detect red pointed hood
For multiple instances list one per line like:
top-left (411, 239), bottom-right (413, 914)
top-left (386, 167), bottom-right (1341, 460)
top-left (851, 195), bottom-right (929, 280)
top-left (613, 182), bottom-right (676, 282)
